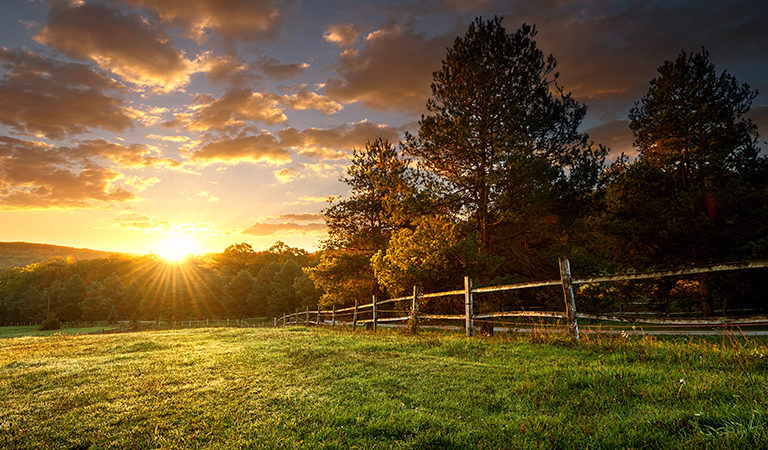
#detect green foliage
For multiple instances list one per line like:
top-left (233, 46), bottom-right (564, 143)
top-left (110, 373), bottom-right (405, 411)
top-left (37, 317), bottom-right (60, 331)
top-left (372, 215), bottom-right (482, 297)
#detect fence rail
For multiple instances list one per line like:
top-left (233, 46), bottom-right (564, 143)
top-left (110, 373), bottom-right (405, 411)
top-left (277, 259), bottom-right (768, 340)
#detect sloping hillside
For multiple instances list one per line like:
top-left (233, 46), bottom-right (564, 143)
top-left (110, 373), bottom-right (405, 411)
top-left (0, 242), bottom-right (126, 270)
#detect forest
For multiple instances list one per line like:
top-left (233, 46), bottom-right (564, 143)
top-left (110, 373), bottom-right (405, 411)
top-left (1, 17), bottom-right (767, 324)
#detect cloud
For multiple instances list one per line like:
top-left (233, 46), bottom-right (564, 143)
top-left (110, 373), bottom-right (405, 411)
top-left (114, 0), bottom-right (290, 43)
top-left (0, 136), bottom-right (138, 209)
top-left (288, 195), bottom-right (335, 206)
top-left (188, 133), bottom-right (291, 165)
top-left (585, 120), bottom-right (636, 160)
top-left (242, 221), bottom-right (326, 236)
top-left (325, 24), bottom-right (448, 112)
top-left (114, 213), bottom-right (168, 230)
top-left (280, 90), bottom-right (343, 114)
top-left (274, 168), bottom-right (297, 183)
top-left (255, 56), bottom-right (309, 79)
top-left (278, 122), bottom-right (402, 159)
top-left (324, 23), bottom-right (359, 47)
top-left (0, 48), bottom-right (133, 139)
top-left (62, 139), bottom-right (181, 168)
top-left (172, 88), bottom-right (286, 131)
top-left (274, 213), bottom-right (324, 221)
top-left (35, 1), bottom-right (194, 91)
top-left (146, 134), bottom-right (190, 143)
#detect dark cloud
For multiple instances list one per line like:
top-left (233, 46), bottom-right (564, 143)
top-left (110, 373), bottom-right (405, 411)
top-left (114, 0), bottom-right (291, 43)
top-left (0, 137), bottom-right (137, 208)
top-left (242, 221), bottom-right (326, 236)
top-left (325, 24), bottom-right (449, 112)
top-left (254, 56), bottom-right (309, 80)
top-left (585, 119), bottom-right (636, 160)
top-left (35, 1), bottom-right (193, 90)
top-left (0, 48), bottom-right (133, 139)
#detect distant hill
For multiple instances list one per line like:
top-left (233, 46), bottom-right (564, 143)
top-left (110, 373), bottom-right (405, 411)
top-left (0, 242), bottom-right (128, 270)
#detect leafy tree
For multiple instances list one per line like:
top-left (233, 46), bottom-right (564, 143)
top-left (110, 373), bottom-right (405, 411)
top-left (222, 269), bottom-right (254, 317)
top-left (214, 243), bottom-right (258, 276)
top-left (312, 138), bottom-right (422, 307)
top-left (407, 17), bottom-right (604, 271)
top-left (249, 262), bottom-right (281, 316)
top-left (599, 49), bottom-right (767, 315)
top-left (371, 216), bottom-right (483, 300)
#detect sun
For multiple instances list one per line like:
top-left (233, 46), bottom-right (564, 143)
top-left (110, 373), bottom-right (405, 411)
top-left (154, 235), bottom-right (201, 262)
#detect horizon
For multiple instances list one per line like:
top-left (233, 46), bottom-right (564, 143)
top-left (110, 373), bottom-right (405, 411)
top-left (1, 0), bottom-right (767, 256)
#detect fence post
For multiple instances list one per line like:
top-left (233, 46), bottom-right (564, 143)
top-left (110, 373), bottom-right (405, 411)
top-left (331, 305), bottom-right (335, 327)
top-left (558, 257), bottom-right (579, 340)
top-left (294, 308), bottom-right (299, 325)
top-left (352, 298), bottom-right (359, 330)
top-left (305, 307), bottom-right (309, 325)
top-left (465, 276), bottom-right (474, 337)
top-left (411, 286), bottom-right (419, 332)
top-left (273, 317), bottom-right (277, 327)
top-left (316, 308), bottom-right (321, 326)
top-left (372, 295), bottom-right (377, 332)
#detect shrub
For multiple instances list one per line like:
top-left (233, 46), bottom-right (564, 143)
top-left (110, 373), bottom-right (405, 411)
top-left (38, 317), bottom-right (61, 331)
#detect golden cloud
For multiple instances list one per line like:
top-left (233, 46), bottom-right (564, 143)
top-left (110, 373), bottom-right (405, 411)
top-left (274, 213), bottom-right (324, 221)
top-left (274, 168), bottom-right (297, 183)
top-left (0, 48), bottom-right (133, 139)
top-left (62, 139), bottom-right (181, 168)
top-left (323, 23), bottom-right (359, 47)
top-left (280, 90), bottom-right (342, 115)
top-left (35, 1), bottom-right (194, 91)
top-left (173, 89), bottom-right (287, 131)
top-left (0, 137), bottom-right (136, 209)
top-left (189, 134), bottom-right (291, 165)
top-left (115, 0), bottom-right (289, 42)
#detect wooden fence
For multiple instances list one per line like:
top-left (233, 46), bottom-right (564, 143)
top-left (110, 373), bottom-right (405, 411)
top-left (277, 258), bottom-right (768, 340)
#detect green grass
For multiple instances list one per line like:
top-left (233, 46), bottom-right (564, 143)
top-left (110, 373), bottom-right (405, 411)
top-left (0, 325), bottom-right (121, 339)
top-left (1, 327), bottom-right (767, 448)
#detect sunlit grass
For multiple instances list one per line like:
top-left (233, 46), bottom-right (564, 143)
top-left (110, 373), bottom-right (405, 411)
top-left (1, 327), bottom-right (766, 448)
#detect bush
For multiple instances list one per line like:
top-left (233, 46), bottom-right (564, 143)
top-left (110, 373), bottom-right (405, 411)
top-left (38, 317), bottom-right (61, 331)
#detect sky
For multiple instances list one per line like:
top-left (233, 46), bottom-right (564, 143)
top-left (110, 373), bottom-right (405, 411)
top-left (1, 0), bottom-right (767, 256)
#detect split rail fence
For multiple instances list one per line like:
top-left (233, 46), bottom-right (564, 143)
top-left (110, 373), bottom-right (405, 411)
top-left (277, 258), bottom-right (768, 340)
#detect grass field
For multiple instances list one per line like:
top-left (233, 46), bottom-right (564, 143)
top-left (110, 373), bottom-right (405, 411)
top-left (1, 327), bottom-right (767, 448)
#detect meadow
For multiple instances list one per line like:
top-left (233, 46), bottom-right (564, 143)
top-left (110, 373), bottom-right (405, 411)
top-left (1, 326), bottom-right (767, 449)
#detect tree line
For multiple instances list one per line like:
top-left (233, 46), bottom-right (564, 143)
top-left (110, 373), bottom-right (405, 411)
top-left (0, 242), bottom-right (320, 323)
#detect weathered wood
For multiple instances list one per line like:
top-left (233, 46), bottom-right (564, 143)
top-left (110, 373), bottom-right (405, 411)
top-left (420, 289), bottom-right (465, 299)
top-left (305, 307), bottom-right (309, 325)
top-left (576, 313), bottom-right (768, 325)
top-left (559, 258), bottom-right (579, 340)
top-left (465, 276), bottom-right (473, 337)
top-left (372, 295), bottom-right (378, 332)
top-left (472, 280), bottom-right (561, 294)
top-left (410, 286), bottom-right (419, 332)
top-left (420, 313), bottom-right (465, 320)
top-left (358, 316), bottom-right (409, 324)
top-left (352, 298), bottom-right (359, 330)
top-left (572, 259), bottom-right (768, 285)
top-left (473, 311), bottom-right (566, 320)
top-left (332, 305), bottom-right (336, 327)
